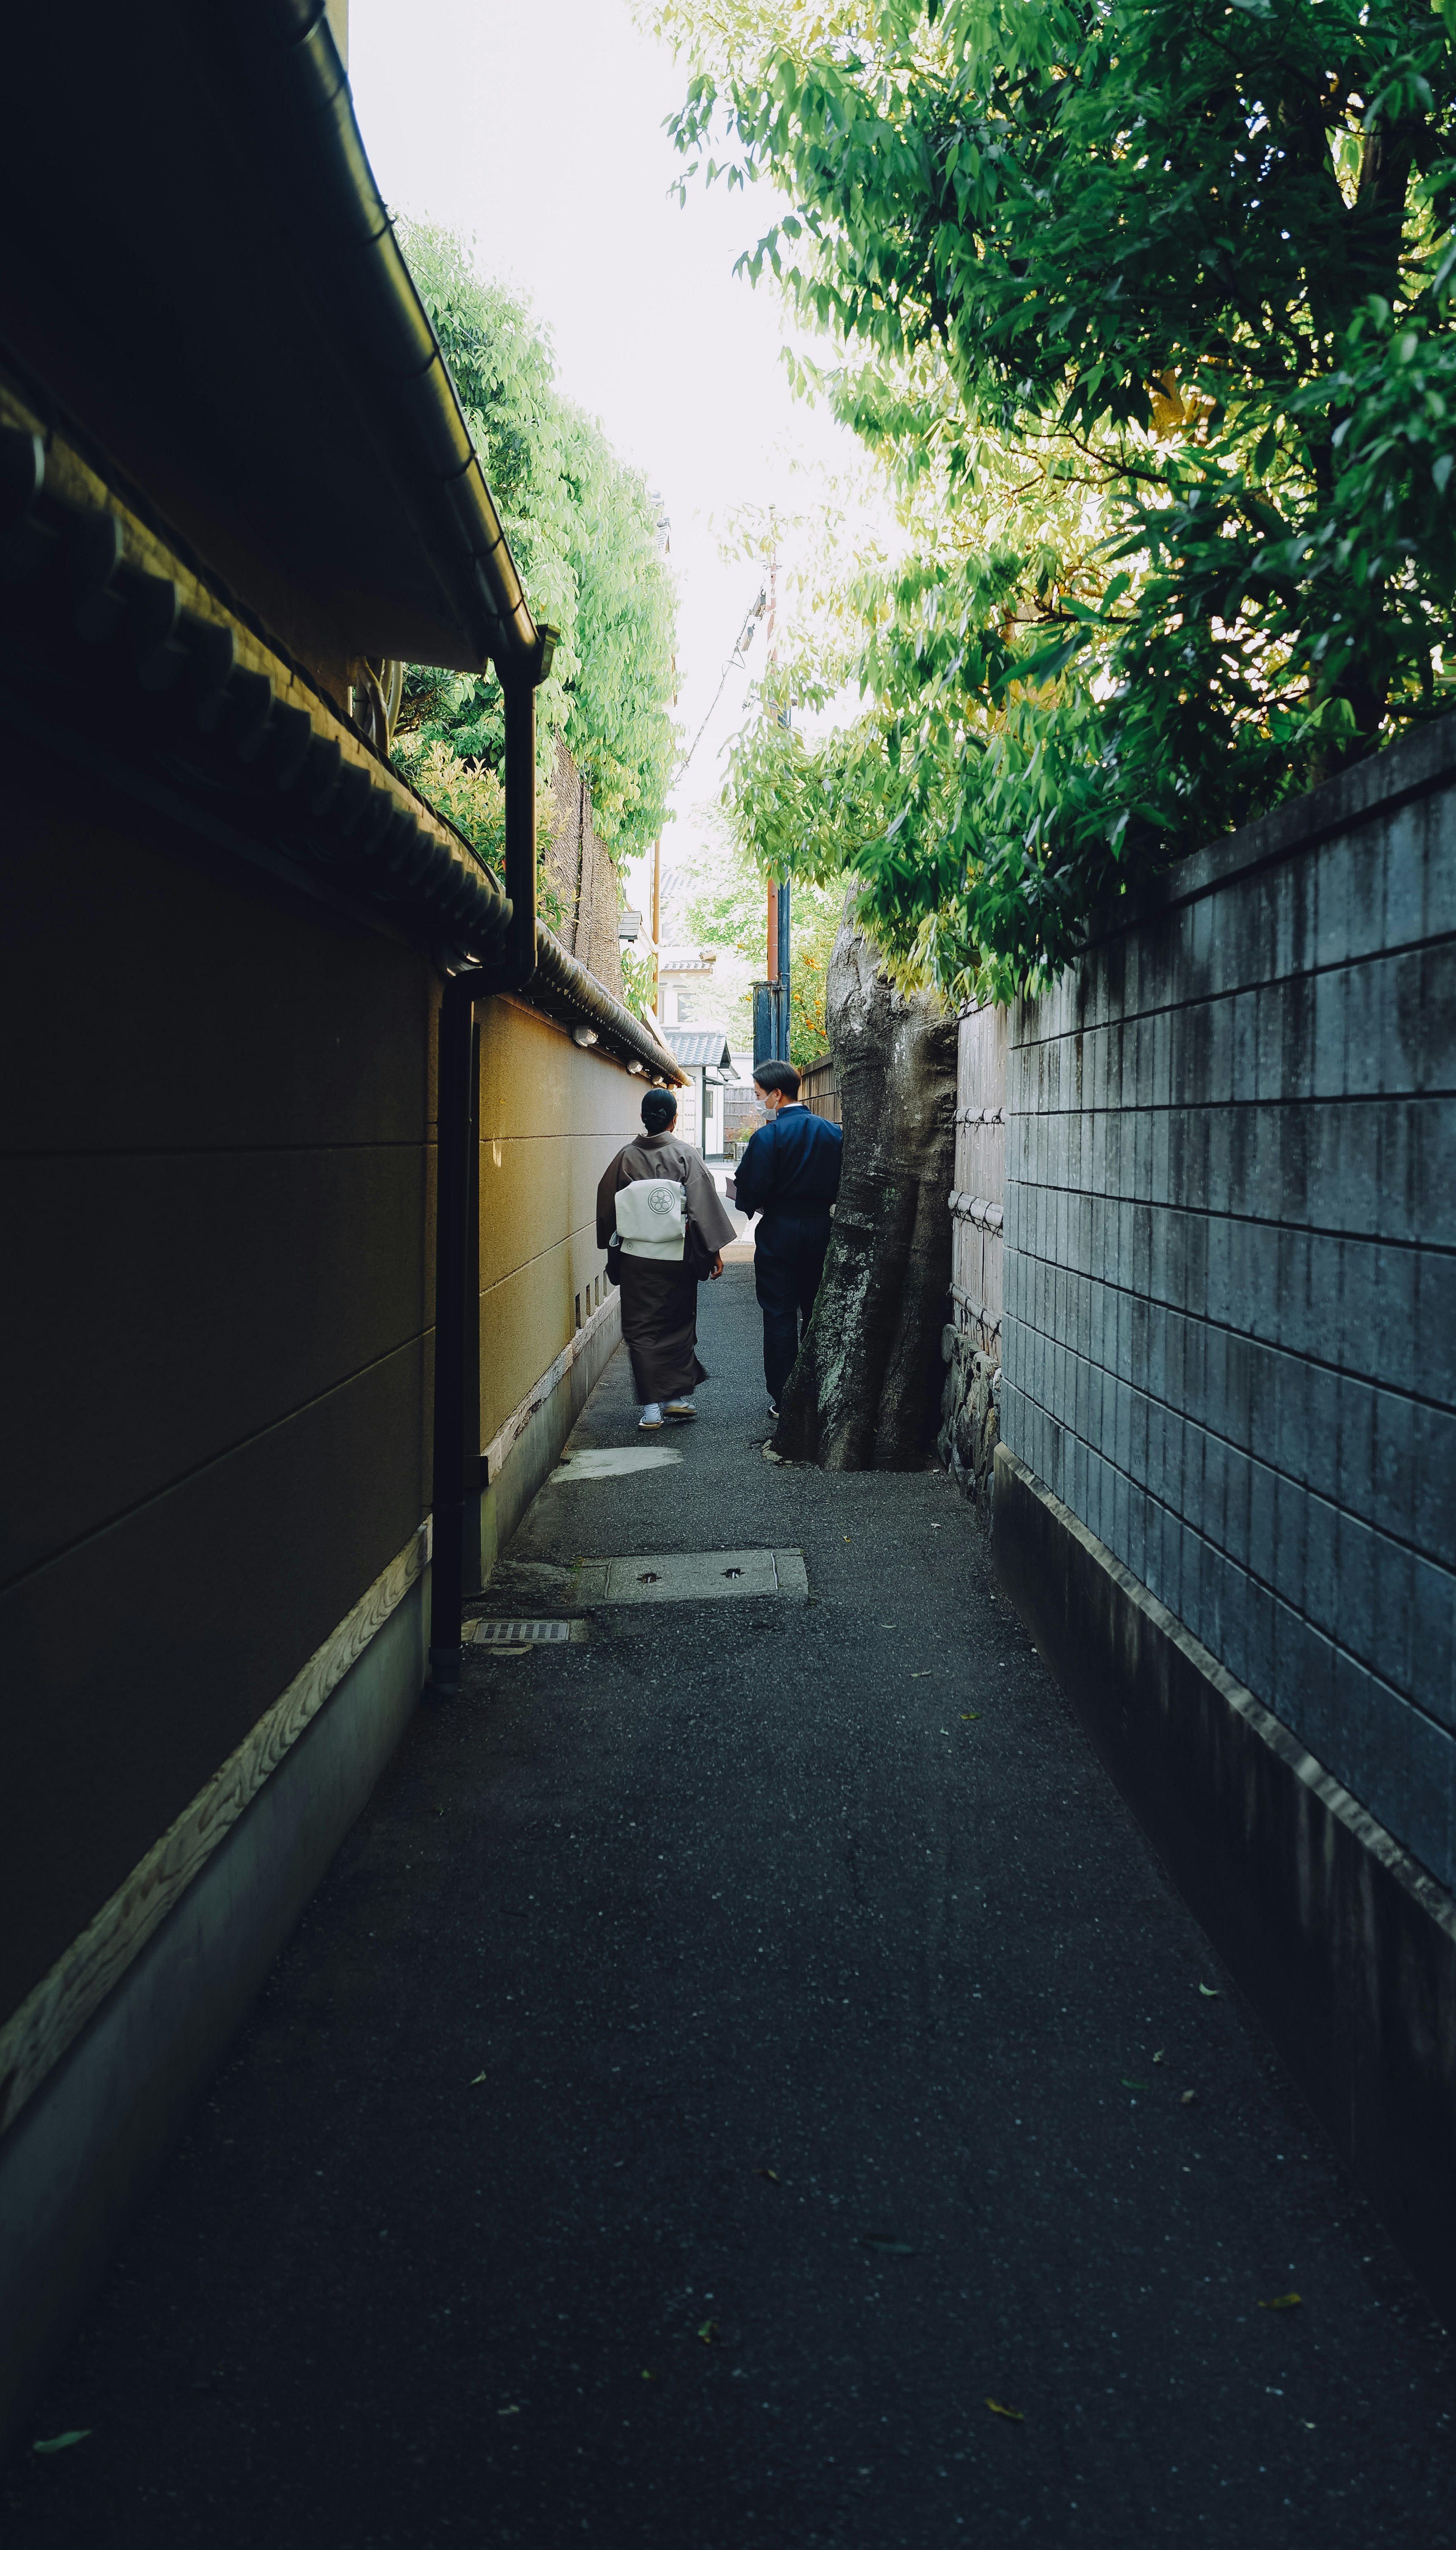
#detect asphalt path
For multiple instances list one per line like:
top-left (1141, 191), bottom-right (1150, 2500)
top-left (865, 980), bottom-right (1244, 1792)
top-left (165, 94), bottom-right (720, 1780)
top-left (5, 1264), bottom-right (1453, 2546)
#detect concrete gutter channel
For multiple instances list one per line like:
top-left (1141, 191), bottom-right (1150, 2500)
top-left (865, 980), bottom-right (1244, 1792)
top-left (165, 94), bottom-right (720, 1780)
top-left (4, 1266), bottom-right (1454, 2545)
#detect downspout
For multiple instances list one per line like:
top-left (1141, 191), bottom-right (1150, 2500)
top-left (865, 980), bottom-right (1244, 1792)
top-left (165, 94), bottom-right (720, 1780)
top-left (427, 650), bottom-right (550, 1694)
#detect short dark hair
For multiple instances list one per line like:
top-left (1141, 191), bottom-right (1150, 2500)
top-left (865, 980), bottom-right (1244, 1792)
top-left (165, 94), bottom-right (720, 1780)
top-left (753, 1060), bottom-right (800, 1099)
top-left (642, 1087), bottom-right (678, 1132)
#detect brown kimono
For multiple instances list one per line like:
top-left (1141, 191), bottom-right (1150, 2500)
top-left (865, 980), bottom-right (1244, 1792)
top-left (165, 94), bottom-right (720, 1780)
top-left (596, 1133), bottom-right (738, 1402)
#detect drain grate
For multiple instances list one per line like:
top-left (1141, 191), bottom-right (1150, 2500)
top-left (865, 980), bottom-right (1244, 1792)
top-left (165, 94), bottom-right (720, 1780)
top-left (470, 1618), bottom-right (573, 1645)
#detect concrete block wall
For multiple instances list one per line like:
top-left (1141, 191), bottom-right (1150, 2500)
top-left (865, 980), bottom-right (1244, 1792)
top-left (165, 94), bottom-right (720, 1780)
top-left (999, 717), bottom-right (1456, 1891)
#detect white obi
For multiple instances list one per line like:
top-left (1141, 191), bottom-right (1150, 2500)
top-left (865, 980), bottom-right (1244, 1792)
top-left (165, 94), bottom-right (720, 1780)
top-left (613, 1177), bottom-right (688, 1261)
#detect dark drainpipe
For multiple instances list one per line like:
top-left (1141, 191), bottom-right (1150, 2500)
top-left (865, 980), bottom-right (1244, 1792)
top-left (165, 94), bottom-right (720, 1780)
top-left (428, 650), bottom-right (550, 1694)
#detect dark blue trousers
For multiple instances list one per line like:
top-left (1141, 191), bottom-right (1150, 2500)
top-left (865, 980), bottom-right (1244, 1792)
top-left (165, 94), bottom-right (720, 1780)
top-left (754, 1207), bottom-right (832, 1403)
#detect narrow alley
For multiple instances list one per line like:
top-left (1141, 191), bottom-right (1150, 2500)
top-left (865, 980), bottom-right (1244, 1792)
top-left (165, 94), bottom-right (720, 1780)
top-left (6, 1271), bottom-right (1453, 2548)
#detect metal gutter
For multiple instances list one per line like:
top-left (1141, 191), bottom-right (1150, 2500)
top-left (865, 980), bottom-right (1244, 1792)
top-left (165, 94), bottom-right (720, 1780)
top-left (240, 0), bottom-right (549, 681)
top-left (426, 682), bottom-right (547, 1695)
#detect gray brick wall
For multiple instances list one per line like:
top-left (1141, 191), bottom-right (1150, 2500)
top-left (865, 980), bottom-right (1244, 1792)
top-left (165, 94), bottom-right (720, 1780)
top-left (999, 718), bottom-right (1456, 1891)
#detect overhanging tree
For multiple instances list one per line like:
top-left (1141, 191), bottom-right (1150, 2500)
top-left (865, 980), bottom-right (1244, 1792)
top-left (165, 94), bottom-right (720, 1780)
top-left (651, 0), bottom-right (1456, 997)
top-left (392, 224), bottom-right (679, 893)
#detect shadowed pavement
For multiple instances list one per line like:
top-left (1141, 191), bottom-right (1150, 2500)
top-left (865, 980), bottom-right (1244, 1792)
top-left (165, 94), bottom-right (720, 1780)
top-left (4, 1265), bottom-right (1453, 2546)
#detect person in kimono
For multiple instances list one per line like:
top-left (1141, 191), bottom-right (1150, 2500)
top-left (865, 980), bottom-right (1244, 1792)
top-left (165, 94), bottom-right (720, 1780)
top-left (597, 1085), bottom-right (738, 1430)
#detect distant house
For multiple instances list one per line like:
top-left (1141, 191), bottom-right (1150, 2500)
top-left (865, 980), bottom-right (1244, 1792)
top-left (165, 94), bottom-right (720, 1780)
top-left (657, 947), bottom-right (720, 1026)
top-left (724, 1056), bottom-right (764, 1150)
top-left (663, 1027), bottom-right (737, 1157)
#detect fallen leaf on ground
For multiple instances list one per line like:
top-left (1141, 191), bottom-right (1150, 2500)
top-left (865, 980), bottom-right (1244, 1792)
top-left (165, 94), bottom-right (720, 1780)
top-left (33, 2433), bottom-right (91, 2454)
top-left (469, 2072), bottom-right (488, 2086)
top-left (1153, 2049), bottom-right (1165, 2065)
top-left (697, 2319), bottom-right (720, 2344)
top-left (757, 2167), bottom-right (781, 2183)
top-left (910, 1671), bottom-right (934, 1679)
top-left (985, 2399), bottom-right (1024, 2422)
top-left (1181, 2090), bottom-right (1196, 2105)
top-left (641, 2369), bottom-right (656, 2382)
top-left (1258, 2293), bottom-right (1302, 2311)
top-left (497, 2404), bottom-right (521, 2417)
top-left (861, 2234), bottom-right (916, 2255)
top-left (960, 1711), bottom-right (980, 1721)
top-left (1121, 2078), bottom-right (1150, 2090)
top-left (1198, 1984), bottom-right (1220, 1999)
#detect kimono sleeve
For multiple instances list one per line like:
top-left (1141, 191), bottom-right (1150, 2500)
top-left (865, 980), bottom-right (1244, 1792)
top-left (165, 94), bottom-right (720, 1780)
top-left (596, 1149), bottom-right (627, 1249)
top-left (684, 1151), bottom-right (738, 1253)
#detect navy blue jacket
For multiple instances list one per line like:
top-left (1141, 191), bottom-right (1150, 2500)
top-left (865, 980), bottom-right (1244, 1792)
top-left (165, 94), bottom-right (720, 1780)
top-left (734, 1105), bottom-right (843, 1223)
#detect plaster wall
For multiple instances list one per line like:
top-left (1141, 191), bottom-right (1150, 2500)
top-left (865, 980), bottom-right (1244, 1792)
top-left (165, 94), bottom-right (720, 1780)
top-left (475, 995), bottom-right (643, 1452)
top-left (0, 765), bottom-right (436, 2035)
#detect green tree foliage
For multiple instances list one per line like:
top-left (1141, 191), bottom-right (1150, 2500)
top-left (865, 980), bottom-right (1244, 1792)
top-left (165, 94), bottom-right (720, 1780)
top-left (393, 225), bottom-right (679, 871)
top-left (619, 943), bottom-right (659, 1023)
top-left (679, 823), bottom-right (851, 1062)
top-left (650, 0), bottom-right (1456, 996)
top-left (784, 880), bottom-right (844, 1060)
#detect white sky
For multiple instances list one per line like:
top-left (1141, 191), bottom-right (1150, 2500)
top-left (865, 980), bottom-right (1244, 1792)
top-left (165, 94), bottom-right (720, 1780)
top-left (348, 0), bottom-right (874, 927)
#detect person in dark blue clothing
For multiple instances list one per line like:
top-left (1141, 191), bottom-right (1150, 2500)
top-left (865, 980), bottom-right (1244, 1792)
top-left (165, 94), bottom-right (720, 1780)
top-left (732, 1059), bottom-right (844, 1415)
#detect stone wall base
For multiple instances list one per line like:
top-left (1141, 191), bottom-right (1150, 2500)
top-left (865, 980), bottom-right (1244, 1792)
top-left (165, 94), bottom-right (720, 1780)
top-left (0, 1576), bottom-right (428, 2451)
top-left (475, 1293), bottom-right (621, 1586)
top-left (993, 1441), bottom-right (1456, 2328)
top-left (937, 1326), bottom-right (1000, 1519)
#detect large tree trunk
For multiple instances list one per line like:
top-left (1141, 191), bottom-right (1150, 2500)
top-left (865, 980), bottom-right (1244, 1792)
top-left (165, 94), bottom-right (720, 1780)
top-left (774, 922), bottom-right (957, 1469)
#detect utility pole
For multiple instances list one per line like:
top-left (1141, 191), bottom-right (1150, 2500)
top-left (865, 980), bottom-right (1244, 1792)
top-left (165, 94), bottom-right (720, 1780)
top-left (765, 553), bottom-right (778, 1008)
top-left (752, 551), bottom-right (792, 1068)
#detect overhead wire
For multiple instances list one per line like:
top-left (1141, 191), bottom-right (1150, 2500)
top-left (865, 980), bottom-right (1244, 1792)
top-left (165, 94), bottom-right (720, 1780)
top-left (673, 584), bottom-right (768, 786)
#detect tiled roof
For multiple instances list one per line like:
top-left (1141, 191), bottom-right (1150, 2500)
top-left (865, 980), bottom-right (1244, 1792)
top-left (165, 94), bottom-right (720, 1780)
top-left (665, 1026), bottom-right (736, 1071)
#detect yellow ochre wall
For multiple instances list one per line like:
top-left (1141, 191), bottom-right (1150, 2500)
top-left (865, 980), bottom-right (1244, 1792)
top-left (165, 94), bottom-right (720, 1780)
top-left (475, 994), bottom-right (645, 1453)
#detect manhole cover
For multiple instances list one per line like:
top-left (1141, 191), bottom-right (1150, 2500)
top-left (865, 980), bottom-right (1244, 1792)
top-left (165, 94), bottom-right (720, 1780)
top-left (599, 1552), bottom-right (809, 1604)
